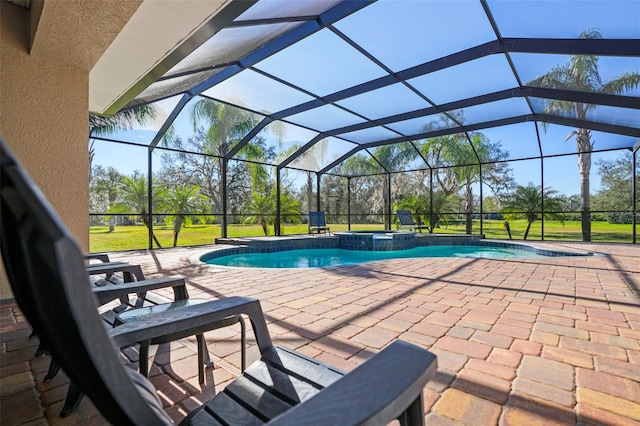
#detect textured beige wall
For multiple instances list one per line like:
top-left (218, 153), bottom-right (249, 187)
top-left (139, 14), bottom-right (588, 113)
top-left (0, 2), bottom-right (89, 300)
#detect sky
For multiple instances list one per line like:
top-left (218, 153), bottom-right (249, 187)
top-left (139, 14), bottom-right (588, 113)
top-left (91, 0), bottom-right (639, 200)
top-left (92, 121), bottom-right (629, 199)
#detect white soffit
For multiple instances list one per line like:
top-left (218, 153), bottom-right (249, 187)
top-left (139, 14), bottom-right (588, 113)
top-left (89, 0), bottom-right (235, 116)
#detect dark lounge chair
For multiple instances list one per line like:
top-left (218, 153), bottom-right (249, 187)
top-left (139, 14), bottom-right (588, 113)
top-left (1, 138), bottom-right (437, 425)
top-left (43, 259), bottom-right (246, 384)
top-left (308, 210), bottom-right (330, 234)
top-left (397, 209), bottom-right (431, 233)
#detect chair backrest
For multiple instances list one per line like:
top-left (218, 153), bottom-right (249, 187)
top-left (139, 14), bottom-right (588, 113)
top-left (0, 138), bottom-right (172, 425)
top-left (309, 211), bottom-right (326, 227)
top-left (396, 210), bottom-right (416, 226)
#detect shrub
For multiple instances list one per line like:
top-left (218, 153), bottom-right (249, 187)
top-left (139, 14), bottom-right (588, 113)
top-left (607, 211), bottom-right (635, 224)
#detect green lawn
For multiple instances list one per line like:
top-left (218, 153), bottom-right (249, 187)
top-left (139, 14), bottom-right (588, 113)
top-left (433, 219), bottom-right (636, 243)
top-left (90, 220), bottom-right (637, 252)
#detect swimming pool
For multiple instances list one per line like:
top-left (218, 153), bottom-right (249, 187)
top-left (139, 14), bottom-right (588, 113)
top-left (204, 245), bottom-right (550, 268)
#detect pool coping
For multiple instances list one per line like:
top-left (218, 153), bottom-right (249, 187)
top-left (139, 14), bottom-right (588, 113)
top-left (193, 234), bottom-right (597, 266)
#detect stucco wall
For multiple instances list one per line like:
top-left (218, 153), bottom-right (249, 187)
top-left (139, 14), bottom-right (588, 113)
top-left (0, 2), bottom-right (90, 300)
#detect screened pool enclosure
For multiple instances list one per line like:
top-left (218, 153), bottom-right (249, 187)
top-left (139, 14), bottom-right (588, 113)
top-left (89, 0), bottom-right (640, 251)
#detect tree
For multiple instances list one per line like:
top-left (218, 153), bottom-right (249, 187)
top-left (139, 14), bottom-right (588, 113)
top-left (276, 191), bottom-right (303, 234)
top-left (91, 166), bottom-right (123, 232)
top-left (243, 192), bottom-right (274, 236)
top-left (373, 143), bottom-right (418, 226)
top-left (427, 191), bottom-right (454, 230)
top-left (528, 29), bottom-right (640, 242)
top-left (164, 185), bottom-right (210, 247)
top-left (342, 156), bottom-right (383, 223)
top-left (189, 100), bottom-right (261, 210)
top-left (89, 105), bottom-right (158, 137)
top-left (318, 174), bottom-right (348, 221)
top-left (242, 190), bottom-right (302, 236)
top-left (89, 104), bottom-right (170, 245)
top-left (89, 105), bottom-right (162, 178)
top-left (502, 185), bottom-right (564, 240)
top-left (112, 175), bottom-right (167, 248)
top-left (592, 152), bottom-right (634, 212)
top-left (344, 143), bottom-right (416, 226)
top-left (394, 194), bottom-right (429, 228)
top-left (165, 100), bottom-right (283, 218)
top-left (421, 132), bottom-right (514, 233)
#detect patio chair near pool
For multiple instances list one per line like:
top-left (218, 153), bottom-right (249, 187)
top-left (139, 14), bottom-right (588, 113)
top-left (1, 139), bottom-right (247, 415)
top-left (0, 137), bottom-right (438, 424)
top-left (308, 210), bottom-right (331, 234)
top-left (397, 209), bottom-right (431, 233)
top-left (39, 257), bottom-right (247, 417)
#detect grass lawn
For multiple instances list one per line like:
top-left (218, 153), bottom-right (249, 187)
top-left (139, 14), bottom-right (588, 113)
top-left (90, 220), bottom-right (637, 252)
top-left (434, 219), bottom-right (636, 243)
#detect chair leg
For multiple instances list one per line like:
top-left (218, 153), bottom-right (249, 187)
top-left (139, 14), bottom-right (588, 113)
top-left (398, 394), bottom-right (425, 426)
top-left (139, 341), bottom-right (150, 377)
top-left (196, 334), bottom-right (210, 384)
top-left (60, 382), bottom-right (84, 417)
top-left (239, 316), bottom-right (246, 372)
top-left (44, 359), bottom-right (61, 382)
top-left (34, 341), bottom-right (48, 357)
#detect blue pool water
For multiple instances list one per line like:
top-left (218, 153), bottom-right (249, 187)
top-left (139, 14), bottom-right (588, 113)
top-left (205, 245), bottom-right (547, 268)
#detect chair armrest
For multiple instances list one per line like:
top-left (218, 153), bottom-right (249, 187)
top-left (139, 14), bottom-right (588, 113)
top-left (109, 296), bottom-right (273, 353)
top-left (92, 275), bottom-right (188, 305)
top-left (84, 253), bottom-right (111, 263)
top-left (86, 263), bottom-right (144, 281)
top-left (268, 340), bottom-right (438, 426)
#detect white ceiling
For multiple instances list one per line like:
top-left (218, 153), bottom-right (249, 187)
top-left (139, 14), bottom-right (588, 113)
top-left (89, 0), bottom-right (234, 116)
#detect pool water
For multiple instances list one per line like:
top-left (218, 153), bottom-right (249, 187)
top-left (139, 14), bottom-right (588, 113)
top-left (205, 245), bottom-right (546, 268)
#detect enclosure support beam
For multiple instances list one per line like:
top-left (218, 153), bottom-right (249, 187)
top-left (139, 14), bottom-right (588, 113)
top-left (316, 173), bottom-right (322, 212)
top-left (541, 156), bottom-right (545, 241)
top-left (387, 173), bottom-right (392, 230)
top-left (222, 158), bottom-right (228, 238)
top-left (276, 168), bottom-right (281, 237)
top-left (633, 148), bottom-right (637, 244)
top-left (149, 93), bottom-right (192, 149)
top-left (147, 148), bottom-right (154, 250)
top-left (429, 170), bottom-right (434, 233)
top-left (347, 177), bottom-right (352, 231)
top-left (479, 164), bottom-right (483, 235)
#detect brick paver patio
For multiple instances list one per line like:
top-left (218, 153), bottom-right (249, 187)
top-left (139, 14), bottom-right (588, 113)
top-left (1, 240), bottom-right (639, 425)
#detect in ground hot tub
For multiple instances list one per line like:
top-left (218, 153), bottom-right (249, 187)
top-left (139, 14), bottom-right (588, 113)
top-left (335, 230), bottom-right (416, 251)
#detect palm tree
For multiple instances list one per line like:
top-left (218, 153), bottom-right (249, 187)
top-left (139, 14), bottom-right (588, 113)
top-left (242, 189), bottom-right (302, 236)
top-left (344, 143), bottom-right (415, 226)
top-left (394, 194), bottom-right (429, 228)
top-left (92, 166), bottom-right (123, 232)
top-left (421, 132), bottom-right (513, 234)
top-left (243, 192), bottom-right (275, 236)
top-left (276, 190), bottom-right (302, 234)
top-left (112, 175), bottom-right (167, 248)
top-left (528, 29), bottom-right (640, 242)
top-left (189, 99), bottom-right (283, 213)
top-left (164, 185), bottom-right (211, 247)
top-left (427, 191), bottom-right (454, 230)
top-left (89, 105), bottom-right (162, 177)
top-left (89, 105), bottom-right (158, 136)
top-left (502, 185), bottom-right (564, 240)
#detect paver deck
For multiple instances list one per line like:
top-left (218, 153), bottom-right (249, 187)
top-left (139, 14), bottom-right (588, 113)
top-left (1, 241), bottom-right (639, 425)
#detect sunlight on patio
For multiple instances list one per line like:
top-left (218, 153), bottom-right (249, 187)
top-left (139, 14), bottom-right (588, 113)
top-left (2, 241), bottom-right (639, 425)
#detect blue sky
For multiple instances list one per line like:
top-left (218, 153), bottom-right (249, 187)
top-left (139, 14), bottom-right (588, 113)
top-left (92, 120), bottom-right (627, 199)
top-left (92, 0), bottom-right (638, 199)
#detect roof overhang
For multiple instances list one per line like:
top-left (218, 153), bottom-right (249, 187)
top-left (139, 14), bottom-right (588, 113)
top-left (89, 0), bottom-right (256, 117)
